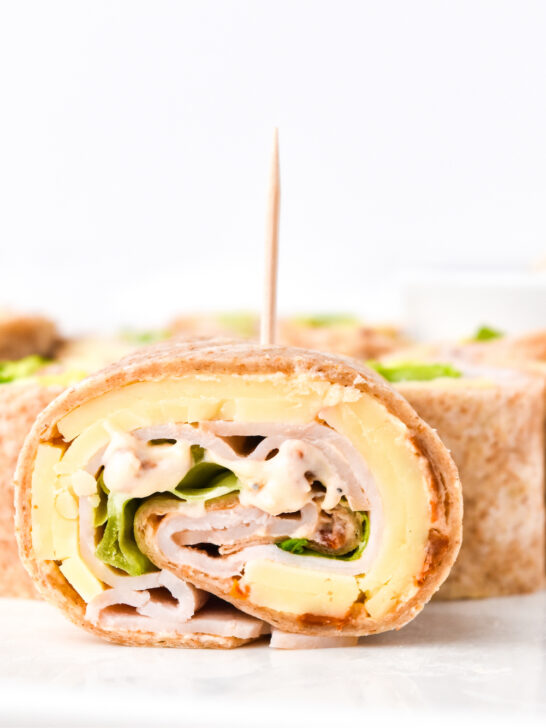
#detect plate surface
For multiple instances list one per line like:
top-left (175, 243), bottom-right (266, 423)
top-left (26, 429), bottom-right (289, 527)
top-left (1, 592), bottom-right (545, 727)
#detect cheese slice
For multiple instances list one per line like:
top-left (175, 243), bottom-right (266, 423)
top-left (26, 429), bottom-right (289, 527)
top-left (60, 555), bottom-right (104, 602)
top-left (57, 375), bottom-right (361, 441)
top-left (55, 377), bottom-right (364, 478)
top-left (241, 559), bottom-right (359, 619)
top-left (31, 444), bottom-right (64, 559)
top-left (32, 446), bottom-right (105, 601)
top-left (321, 397), bottom-right (430, 618)
top-left (52, 504), bottom-right (78, 560)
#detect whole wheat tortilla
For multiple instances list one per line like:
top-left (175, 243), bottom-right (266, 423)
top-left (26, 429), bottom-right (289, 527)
top-left (15, 339), bottom-right (462, 646)
top-left (397, 374), bottom-right (545, 598)
top-left (0, 382), bottom-right (64, 598)
top-left (384, 333), bottom-right (546, 596)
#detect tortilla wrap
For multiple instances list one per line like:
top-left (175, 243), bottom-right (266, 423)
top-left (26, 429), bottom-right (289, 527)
top-left (15, 339), bottom-right (462, 648)
top-left (396, 371), bottom-right (545, 598)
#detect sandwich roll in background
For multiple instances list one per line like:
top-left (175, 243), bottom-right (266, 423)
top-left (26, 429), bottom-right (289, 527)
top-left (0, 313), bottom-right (64, 597)
top-left (0, 335), bottom-right (138, 598)
top-left (370, 360), bottom-right (545, 598)
top-left (277, 315), bottom-right (409, 360)
top-left (0, 312), bottom-right (61, 361)
top-left (15, 339), bottom-right (462, 648)
top-left (444, 328), bottom-right (546, 577)
top-left (170, 313), bottom-right (408, 361)
top-left (389, 328), bottom-right (546, 380)
top-left (459, 328), bottom-right (546, 366)
top-left (452, 329), bottom-right (546, 449)
top-left (380, 326), bottom-right (546, 573)
top-left (1, 379), bottom-right (64, 597)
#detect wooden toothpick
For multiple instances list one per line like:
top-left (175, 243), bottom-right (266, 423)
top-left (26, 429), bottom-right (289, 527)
top-left (261, 128), bottom-right (280, 346)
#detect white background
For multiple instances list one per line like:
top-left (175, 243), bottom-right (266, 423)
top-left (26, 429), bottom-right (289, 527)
top-left (1, 0), bottom-right (545, 334)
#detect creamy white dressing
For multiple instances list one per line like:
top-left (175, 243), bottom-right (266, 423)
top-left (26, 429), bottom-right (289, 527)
top-left (101, 424), bottom-right (193, 499)
top-left (213, 439), bottom-right (342, 516)
top-left (99, 425), bottom-right (361, 517)
top-left (77, 420), bottom-right (383, 587)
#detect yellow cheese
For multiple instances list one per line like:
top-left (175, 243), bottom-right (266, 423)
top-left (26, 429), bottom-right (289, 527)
top-left (57, 375), bottom-right (360, 441)
top-left (186, 397), bottom-right (223, 422)
top-left (31, 444), bottom-right (64, 559)
top-left (107, 407), bottom-right (153, 431)
top-left (241, 559), bottom-right (359, 619)
top-left (60, 555), bottom-right (104, 602)
top-left (55, 376), bottom-right (363, 478)
top-left (32, 445), bottom-right (83, 561)
top-left (55, 406), bottom-right (159, 475)
top-left (55, 421), bottom-right (109, 475)
top-left (31, 448), bottom-right (104, 605)
top-left (159, 398), bottom-right (190, 422)
top-left (52, 506), bottom-right (78, 560)
top-left (234, 395), bottom-right (325, 422)
top-left (32, 457), bottom-right (104, 599)
top-left (58, 382), bottom-right (183, 439)
top-left (321, 398), bottom-right (430, 618)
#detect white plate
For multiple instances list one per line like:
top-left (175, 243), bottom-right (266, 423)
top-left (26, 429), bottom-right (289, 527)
top-left (1, 592), bottom-right (545, 727)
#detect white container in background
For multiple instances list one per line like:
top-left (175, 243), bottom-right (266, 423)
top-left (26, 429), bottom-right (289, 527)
top-left (400, 270), bottom-right (546, 341)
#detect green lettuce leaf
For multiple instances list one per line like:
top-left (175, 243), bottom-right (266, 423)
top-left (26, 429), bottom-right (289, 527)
top-left (93, 472), bottom-right (109, 527)
top-left (175, 461), bottom-right (230, 491)
top-left (471, 325), bottom-right (504, 342)
top-left (94, 455), bottom-right (240, 576)
top-left (276, 538), bottom-right (309, 554)
top-left (95, 493), bottom-right (155, 576)
top-left (277, 513), bottom-right (370, 561)
top-left (190, 444), bottom-right (205, 463)
top-left (341, 512), bottom-right (370, 561)
top-left (368, 360), bottom-right (462, 383)
top-left (175, 470), bottom-right (240, 501)
top-left (0, 355), bottom-right (49, 384)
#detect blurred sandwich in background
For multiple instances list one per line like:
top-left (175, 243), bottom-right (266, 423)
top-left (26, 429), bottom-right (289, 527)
top-left (0, 311), bottom-right (61, 361)
top-left (0, 319), bottom-right (140, 598)
top-left (369, 350), bottom-right (545, 599)
top-left (4, 308), bottom-right (545, 606)
top-left (171, 312), bottom-right (409, 360)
